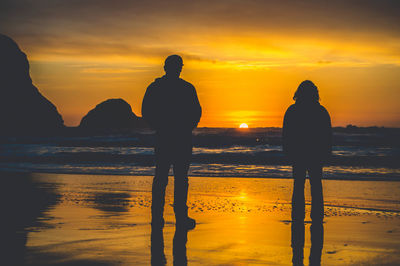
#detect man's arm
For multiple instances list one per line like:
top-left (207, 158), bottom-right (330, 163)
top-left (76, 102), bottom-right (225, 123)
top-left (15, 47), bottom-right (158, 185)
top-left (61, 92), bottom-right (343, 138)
top-left (191, 85), bottom-right (202, 129)
top-left (141, 83), bottom-right (158, 130)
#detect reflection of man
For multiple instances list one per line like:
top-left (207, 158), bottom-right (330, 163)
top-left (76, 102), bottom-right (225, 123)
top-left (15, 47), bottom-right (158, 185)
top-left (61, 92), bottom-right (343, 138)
top-left (291, 222), bottom-right (324, 265)
top-left (173, 227), bottom-right (189, 265)
top-left (142, 55), bottom-right (201, 229)
top-left (150, 224), bottom-right (189, 266)
top-left (150, 225), bottom-right (166, 265)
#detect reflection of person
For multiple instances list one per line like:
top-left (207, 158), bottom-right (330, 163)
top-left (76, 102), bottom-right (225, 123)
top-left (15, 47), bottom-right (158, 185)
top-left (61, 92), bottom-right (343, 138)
top-left (173, 227), bottom-right (189, 266)
top-left (150, 225), bottom-right (166, 265)
top-left (150, 224), bottom-right (189, 266)
top-left (142, 55), bottom-right (202, 229)
top-left (283, 80), bottom-right (332, 222)
top-left (291, 222), bottom-right (324, 265)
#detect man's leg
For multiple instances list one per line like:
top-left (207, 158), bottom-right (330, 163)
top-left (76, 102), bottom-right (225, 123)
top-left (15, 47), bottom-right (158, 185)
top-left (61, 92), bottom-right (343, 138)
top-left (292, 164), bottom-right (306, 222)
top-left (172, 140), bottom-right (195, 229)
top-left (152, 146), bottom-right (170, 227)
top-left (173, 160), bottom-right (191, 223)
top-left (309, 165), bottom-right (324, 222)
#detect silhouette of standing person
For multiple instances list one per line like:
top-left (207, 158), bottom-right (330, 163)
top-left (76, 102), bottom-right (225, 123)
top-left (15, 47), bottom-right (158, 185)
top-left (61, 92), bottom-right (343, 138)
top-left (283, 80), bottom-right (332, 222)
top-left (142, 55), bottom-right (201, 229)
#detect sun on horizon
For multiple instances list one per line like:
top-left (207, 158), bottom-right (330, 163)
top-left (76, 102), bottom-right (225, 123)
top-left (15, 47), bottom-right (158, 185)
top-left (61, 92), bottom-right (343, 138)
top-left (239, 123), bottom-right (249, 129)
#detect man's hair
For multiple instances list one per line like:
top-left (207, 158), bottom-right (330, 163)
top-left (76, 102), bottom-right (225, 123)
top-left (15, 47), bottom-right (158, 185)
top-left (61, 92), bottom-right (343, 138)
top-left (164, 55), bottom-right (183, 68)
top-left (293, 80), bottom-right (320, 103)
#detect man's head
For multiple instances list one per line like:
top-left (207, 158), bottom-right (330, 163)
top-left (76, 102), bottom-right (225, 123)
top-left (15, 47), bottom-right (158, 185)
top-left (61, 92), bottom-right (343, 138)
top-left (164, 55), bottom-right (183, 78)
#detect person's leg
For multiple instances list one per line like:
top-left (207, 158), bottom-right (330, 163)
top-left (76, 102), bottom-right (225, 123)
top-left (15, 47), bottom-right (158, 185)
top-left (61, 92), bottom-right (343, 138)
top-left (172, 138), bottom-right (195, 229)
top-left (152, 145), bottom-right (171, 226)
top-left (309, 164), bottom-right (324, 221)
top-left (173, 159), bottom-right (191, 222)
top-left (292, 164), bottom-right (306, 222)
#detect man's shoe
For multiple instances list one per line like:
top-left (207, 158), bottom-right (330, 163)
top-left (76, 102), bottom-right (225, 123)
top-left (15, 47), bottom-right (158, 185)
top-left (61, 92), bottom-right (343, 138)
top-left (176, 217), bottom-right (196, 230)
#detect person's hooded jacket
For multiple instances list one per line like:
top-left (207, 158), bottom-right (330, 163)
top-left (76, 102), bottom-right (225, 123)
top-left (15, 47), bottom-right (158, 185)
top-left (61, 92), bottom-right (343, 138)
top-left (283, 101), bottom-right (332, 164)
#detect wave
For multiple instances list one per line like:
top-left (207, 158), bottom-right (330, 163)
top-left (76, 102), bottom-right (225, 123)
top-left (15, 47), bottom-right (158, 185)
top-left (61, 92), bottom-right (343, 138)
top-left (1, 127), bottom-right (399, 180)
top-left (1, 162), bottom-right (399, 181)
top-left (1, 145), bottom-right (398, 167)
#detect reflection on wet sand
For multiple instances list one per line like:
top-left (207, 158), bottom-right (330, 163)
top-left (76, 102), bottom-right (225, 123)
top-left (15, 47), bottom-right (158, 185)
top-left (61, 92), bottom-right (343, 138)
top-left (151, 225), bottom-right (166, 265)
top-left (291, 222), bottom-right (324, 266)
top-left (92, 192), bottom-right (131, 213)
top-left (151, 224), bottom-right (190, 266)
top-left (0, 172), bottom-right (59, 265)
top-left (2, 173), bottom-right (399, 265)
top-left (173, 226), bottom-right (189, 266)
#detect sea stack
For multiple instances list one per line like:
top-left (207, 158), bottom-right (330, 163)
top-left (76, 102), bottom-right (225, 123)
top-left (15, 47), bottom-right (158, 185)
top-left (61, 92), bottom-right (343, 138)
top-left (0, 34), bottom-right (64, 136)
top-left (79, 98), bottom-right (146, 133)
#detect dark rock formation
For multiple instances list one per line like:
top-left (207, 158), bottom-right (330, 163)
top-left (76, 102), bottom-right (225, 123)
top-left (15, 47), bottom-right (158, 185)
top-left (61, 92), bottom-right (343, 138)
top-left (0, 34), bottom-right (64, 136)
top-left (79, 98), bottom-right (146, 132)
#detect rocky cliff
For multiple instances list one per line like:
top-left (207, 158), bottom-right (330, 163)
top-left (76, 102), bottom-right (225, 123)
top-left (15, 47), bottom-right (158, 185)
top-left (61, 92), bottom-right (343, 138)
top-left (0, 34), bottom-right (64, 136)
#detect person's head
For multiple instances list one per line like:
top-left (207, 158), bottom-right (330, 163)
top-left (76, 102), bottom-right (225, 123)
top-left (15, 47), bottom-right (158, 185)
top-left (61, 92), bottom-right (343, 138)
top-left (293, 80), bottom-right (320, 103)
top-left (164, 55), bottom-right (183, 78)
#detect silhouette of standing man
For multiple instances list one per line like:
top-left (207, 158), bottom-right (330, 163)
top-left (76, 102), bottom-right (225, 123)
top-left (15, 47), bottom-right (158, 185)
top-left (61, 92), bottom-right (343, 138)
top-left (142, 55), bottom-right (201, 229)
top-left (283, 80), bottom-right (332, 223)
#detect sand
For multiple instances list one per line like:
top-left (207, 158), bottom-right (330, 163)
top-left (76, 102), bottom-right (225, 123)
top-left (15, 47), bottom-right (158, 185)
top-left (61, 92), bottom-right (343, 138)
top-left (1, 172), bottom-right (400, 265)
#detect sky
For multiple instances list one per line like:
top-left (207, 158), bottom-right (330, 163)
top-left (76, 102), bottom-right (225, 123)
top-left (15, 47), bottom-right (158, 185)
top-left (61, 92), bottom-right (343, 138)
top-left (1, 0), bottom-right (399, 127)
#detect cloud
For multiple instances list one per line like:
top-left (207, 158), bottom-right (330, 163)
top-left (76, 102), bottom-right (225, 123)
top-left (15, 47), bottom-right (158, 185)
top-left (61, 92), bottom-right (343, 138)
top-left (1, 0), bottom-right (399, 127)
top-left (0, 0), bottom-right (398, 70)
top-left (1, 0), bottom-right (399, 35)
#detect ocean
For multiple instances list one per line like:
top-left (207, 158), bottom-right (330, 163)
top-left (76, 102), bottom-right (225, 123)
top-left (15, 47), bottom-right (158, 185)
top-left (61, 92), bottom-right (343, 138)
top-left (1, 127), bottom-right (399, 180)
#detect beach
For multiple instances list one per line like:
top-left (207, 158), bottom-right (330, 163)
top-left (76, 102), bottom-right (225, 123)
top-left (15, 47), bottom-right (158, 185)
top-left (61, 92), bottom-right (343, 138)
top-left (1, 1), bottom-right (400, 264)
top-left (2, 172), bottom-right (399, 265)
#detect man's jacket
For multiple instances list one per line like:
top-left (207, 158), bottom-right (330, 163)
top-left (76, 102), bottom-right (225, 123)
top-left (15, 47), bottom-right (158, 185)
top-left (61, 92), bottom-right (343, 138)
top-left (142, 75), bottom-right (202, 134)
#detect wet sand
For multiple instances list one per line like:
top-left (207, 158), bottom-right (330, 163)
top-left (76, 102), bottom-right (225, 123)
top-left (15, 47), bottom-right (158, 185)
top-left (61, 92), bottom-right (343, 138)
top-left (2, 172), bottom-right (400, 265)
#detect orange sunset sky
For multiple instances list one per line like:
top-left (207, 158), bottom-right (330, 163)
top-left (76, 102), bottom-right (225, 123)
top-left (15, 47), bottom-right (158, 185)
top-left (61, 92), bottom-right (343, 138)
top-left (1, 0), bottom-right (399, 127)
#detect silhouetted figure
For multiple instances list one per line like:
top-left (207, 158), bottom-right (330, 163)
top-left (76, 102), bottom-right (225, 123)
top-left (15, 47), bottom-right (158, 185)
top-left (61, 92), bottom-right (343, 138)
top-left (283, 80), bottom-right (332, 222)
top-left (151, 224), bottom-right (167, 265)
top-left (173, 226), bottom-right (189, 265)
top-left (291, 222), bottom-right (324, 266)
top-left (142, 55), bottom-right (202, 229)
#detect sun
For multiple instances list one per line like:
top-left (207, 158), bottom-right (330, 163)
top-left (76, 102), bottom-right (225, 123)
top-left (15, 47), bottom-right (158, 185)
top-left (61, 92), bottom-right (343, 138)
top-left (239, 123), bottom-right (249, 129)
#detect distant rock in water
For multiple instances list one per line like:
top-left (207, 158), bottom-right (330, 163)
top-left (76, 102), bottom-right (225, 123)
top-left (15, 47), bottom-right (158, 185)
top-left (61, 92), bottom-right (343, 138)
top-left (0, 34), bottom-right (64, 136)
top-left (79, 98), bottom-right (147, 132)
